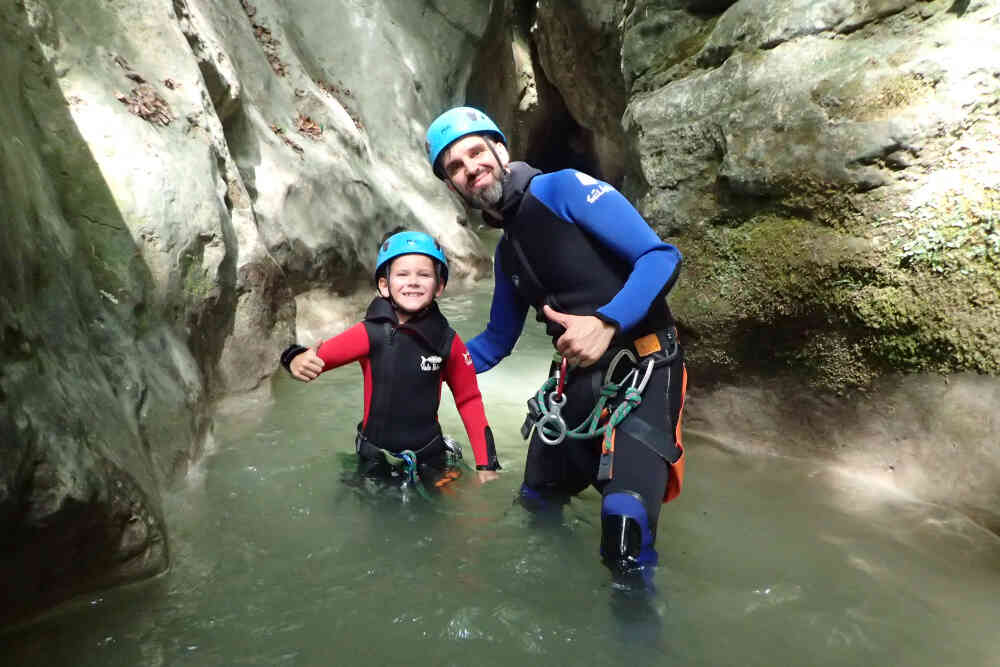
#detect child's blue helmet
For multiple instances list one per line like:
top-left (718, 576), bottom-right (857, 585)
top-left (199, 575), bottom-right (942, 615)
top-left (375, 231), bottom-right (449, 285)
top-left (425, 107), bottom-right (506, 179)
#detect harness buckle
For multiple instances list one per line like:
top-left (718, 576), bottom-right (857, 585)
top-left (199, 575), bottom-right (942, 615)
top-left (442, 436), bottom-right (463, 460)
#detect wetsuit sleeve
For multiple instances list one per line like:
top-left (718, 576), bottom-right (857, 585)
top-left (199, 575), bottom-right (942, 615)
top-left (465, 245), bottom-right (529, 373)
top-left (314, 322), bottom-right (370, 371)
top-left (443, 335), bottom-right (497, 468)
top-left (530, 171), bottom-right (682, 332)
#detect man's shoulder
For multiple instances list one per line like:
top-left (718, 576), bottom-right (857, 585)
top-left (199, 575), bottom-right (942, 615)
top-left (530, 168), bottom-right (606, 189)
top-left (528, 169), bottom-right (616, 208)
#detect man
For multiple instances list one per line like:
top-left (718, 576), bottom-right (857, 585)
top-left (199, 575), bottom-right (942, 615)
top-left (425, 107), bottom-right (687, 589)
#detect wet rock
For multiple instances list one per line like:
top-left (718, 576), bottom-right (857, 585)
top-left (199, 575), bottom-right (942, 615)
top-left (623, 0), bottom-right (1000, 387)
top-left (1, 0), bottom-right (494, 625)
top-left (686, 373), bottom-right (1000, 534)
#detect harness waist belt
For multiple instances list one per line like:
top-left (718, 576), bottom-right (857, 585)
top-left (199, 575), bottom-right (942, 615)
top-left (595, 328), bottom-right (680, 370)
top-left (355, 430), bottom-right (446, 463)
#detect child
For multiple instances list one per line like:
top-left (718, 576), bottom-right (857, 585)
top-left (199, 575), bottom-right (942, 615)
top-left (280, 230), bottom-right (501, 485)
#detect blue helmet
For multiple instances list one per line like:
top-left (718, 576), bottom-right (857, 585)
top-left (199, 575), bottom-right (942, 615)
top-left (375, 231), bottom-right (449, 285)
top-left (425, 107), bottom-right (506, 179)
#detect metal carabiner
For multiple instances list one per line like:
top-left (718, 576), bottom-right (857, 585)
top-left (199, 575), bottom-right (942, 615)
top-left (399, 450), bottom-right (418, 483)
top-left (603, 349), bottom-right (638, 387)
top-left (554, 356), bottom-right (568, 400)
top-left (536, 391), bottom-right (567, 445)
top-left (603, 348), bottom-right (655, 394)
top-left (631, 358), bottom-right (655, 394)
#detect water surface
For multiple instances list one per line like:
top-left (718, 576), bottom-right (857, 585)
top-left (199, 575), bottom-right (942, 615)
top-left (3, 284), bottom-right (999, 666)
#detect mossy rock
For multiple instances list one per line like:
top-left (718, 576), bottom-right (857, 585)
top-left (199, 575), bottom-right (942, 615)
top-left (670, 209), bottom-right (1000, 392)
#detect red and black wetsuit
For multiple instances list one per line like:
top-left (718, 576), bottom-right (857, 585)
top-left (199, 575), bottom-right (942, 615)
top-left (314, 297), bottom-right (499, 471)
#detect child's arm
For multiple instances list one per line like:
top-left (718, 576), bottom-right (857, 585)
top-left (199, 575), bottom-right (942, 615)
top-left (443, 334), bottom-right (501, 483)
top-left (280, 322), bottom-right (370, 382)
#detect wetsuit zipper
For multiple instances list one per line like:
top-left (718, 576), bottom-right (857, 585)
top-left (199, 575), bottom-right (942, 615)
top-left (379, 324), bottom-right (397, 445)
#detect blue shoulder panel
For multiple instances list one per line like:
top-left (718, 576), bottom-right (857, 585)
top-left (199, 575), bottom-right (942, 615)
top-left (529, 170), bottom-right (682, 331)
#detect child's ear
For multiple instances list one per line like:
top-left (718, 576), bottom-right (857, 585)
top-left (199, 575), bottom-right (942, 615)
top-left (435, 280), bottom-right (445, 298)
top-left (377, 276), bottom-right (390, 298)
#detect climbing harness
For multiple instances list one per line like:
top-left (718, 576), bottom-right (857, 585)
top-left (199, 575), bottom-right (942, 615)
top-left (441, 436), bottom-right (475, 473)
top-left (522, 350), bottom-right (655, 461)
top-left (355, 430), bottom-right (467, 501)
top-left (521, 330), bottom-right (683, 481)
top-left (596, 349), bottom-right (655, 481)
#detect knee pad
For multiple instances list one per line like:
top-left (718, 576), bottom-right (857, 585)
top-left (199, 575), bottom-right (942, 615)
top-left (601, 492), bottom-right (657, 580)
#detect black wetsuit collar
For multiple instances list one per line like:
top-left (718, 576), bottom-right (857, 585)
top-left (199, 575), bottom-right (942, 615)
top-left (481, 161), bottom-right (542, 228)
top-left (364, 297), bottom-right (451, 354)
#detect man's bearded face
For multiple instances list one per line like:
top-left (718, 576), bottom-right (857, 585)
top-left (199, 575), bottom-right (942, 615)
top-left (441, 135), bottom-right (507, 209)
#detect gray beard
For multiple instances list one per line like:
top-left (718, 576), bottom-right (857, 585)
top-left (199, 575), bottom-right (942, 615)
top-left (466, 178), bottom-right (503, 210)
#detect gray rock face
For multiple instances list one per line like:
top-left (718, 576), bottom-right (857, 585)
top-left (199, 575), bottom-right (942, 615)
top-left (622, 0), bottom-right (1000, 387)
top-left (1, 4), bottom-right (206, 622)
top-left (688, 372), bottom-right (1000, 535)
top-left (2, 0), bottom-right (491, 623)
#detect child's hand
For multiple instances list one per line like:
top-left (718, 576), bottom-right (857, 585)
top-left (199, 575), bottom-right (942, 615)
top-left (290, 348), bottom-right (324, 382)
top-left (477, 469), bottom-right (500, 484)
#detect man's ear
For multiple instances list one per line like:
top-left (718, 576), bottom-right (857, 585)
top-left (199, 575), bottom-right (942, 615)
top-left (377, 276), bottom-right (390, 298)
top-left (494, 141), bottom-right (511, 168)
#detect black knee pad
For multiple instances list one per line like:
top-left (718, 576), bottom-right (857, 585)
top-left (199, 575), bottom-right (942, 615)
top-left (601, 513), bottom-right (644, 576)
top-left (600, 492), bottom-right (658, 589)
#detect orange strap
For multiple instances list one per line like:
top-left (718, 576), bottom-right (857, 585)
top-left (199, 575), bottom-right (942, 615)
top-left (663, 364), bottom-right (687, 504)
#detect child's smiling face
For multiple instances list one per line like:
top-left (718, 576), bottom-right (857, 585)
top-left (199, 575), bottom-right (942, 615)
top-left (379, 254), bottom-right (443, 320)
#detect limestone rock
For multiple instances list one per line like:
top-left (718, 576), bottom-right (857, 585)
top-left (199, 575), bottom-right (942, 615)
top-left (1, 0), bottom-right (492, 623)
top-left (623, 0), bottom-right (1000, 387)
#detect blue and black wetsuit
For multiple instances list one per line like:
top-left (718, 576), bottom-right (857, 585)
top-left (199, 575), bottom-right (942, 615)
top-left (466, 162), bottom-right (687, 585)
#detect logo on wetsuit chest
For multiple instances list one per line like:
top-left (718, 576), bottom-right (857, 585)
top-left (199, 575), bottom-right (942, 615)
top-left (420, 355), bottom-right (442, 371)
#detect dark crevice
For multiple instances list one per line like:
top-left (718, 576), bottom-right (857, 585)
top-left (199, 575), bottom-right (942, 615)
top-left (697, 44), bottom-right (735, 68)
top-left (837, 4), bottom-right (912, 36)
top-left (947, 0), bottom-right (971, 16)
top-left (77, 214), bottom-right (125, 232)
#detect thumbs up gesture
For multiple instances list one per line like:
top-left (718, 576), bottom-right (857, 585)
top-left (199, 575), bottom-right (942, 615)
top-left (542, 305), bottom-right (616, 368)
top-left (290, 346), bottom-right (325, 382)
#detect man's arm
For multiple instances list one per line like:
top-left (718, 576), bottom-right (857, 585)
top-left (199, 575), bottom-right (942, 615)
top-left (465, 245), bottom-right (530, 373)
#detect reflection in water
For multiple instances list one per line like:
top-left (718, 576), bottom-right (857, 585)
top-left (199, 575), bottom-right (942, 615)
top-left (2, 283), bottom-right (1000, 666)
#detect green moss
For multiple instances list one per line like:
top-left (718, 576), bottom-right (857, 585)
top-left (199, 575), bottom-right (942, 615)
top-left (672, 201), bottom-right (1000, 391)
top-left (672, 215), bottom-right (875, 388)
top-left (183, 264), bottom-right (216, 301)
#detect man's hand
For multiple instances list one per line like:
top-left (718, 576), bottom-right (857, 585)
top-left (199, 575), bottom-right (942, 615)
top-left (476, 469), bottom-right (500, 484)
top-left (290, 347), bottom-right (324, 382)
top-left (542, 305), bottom-right (616, 367)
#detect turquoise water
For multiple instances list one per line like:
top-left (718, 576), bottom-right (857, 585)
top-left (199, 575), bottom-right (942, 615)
top-left (3, 283), bottom-right (1000, 666)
